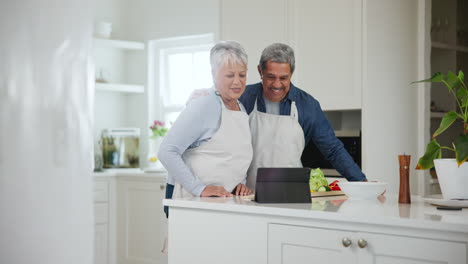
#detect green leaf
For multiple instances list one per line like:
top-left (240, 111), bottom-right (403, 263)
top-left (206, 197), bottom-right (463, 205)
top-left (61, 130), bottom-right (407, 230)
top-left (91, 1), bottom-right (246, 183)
top-left (432, 111), bottom-right (458, 138)
top-left (411, 72), bottom-right (444, 84)
top-left (454, 134), bottom-right (468, 166)
top-left (444, 71), bottom-right (461, 93)
top-left (416, 139), bottom-right (442, 170)
top-left (459, 70), bottom-right (465, 83)
top-left (458, 86), bottom-right (468, 108)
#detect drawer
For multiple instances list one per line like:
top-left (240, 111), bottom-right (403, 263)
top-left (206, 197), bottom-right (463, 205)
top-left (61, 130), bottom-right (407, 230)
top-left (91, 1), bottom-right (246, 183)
top-left (94, 181), bottom-right (109, 202)
top-left (94, 203), bottom-right (109, 224)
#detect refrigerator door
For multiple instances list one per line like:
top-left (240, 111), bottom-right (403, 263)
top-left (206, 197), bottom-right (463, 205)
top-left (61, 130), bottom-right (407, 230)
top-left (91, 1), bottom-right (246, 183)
top-left (0, 1), bottom-right (94, 264)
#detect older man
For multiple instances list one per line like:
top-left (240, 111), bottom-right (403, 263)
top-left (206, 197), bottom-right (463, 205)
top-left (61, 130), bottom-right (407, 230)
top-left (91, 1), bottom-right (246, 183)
top-left (239, 43), bottom-right (366, 189)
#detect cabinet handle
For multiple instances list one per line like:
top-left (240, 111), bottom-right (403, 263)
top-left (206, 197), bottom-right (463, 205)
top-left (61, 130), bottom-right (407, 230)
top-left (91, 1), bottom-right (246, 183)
top-left (160, 184), bottom-right (165, 190)
top-left (358, 238), bottom-right (367, 248)
top-left (342, 237), bottom-right (352, 247)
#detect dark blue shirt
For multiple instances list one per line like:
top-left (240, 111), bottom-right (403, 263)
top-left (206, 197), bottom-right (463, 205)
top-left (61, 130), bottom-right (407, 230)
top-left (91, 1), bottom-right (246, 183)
top-left (239, 82), bottom-right (366, 181)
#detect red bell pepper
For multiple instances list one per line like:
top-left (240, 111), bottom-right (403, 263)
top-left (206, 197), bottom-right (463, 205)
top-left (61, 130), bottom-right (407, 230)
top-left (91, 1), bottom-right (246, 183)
top-left (329, 180), bottom-right (341, 191)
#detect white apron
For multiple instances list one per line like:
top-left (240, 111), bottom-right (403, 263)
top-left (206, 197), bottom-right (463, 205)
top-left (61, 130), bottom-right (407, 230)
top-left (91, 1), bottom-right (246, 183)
top-left (172, 105), bottom-right (253, 198)
top-left (246, 99), bottom-right (305, 189)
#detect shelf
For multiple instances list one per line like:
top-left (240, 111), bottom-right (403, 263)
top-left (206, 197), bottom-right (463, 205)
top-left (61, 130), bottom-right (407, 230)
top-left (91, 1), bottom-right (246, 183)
top-left (93, 38), bottom-right (145, 50)
top-left (430, 112), bottom-right (447, 119)
top-left (95, 82), bottom-right (144, 93)
top-left (432, 42), bottom-right (468, 53)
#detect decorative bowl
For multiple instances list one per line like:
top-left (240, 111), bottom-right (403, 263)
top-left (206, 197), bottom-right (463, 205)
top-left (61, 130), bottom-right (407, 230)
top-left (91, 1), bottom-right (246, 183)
top-left (339, 181), bottom-right (387, 200)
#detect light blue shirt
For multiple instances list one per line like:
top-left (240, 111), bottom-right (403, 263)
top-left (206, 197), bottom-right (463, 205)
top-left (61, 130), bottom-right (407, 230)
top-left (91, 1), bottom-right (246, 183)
top-left (158, 88), bottom-right (246, 196)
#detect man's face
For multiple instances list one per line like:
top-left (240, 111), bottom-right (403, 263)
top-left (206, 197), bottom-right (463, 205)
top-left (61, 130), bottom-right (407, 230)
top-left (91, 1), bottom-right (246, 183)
top-left (259, 61), bottom-right (292, 102)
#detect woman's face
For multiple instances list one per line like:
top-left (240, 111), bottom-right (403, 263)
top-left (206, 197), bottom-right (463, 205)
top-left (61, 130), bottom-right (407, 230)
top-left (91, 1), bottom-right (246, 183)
top-left (213, 63), bottom-right (247, 102)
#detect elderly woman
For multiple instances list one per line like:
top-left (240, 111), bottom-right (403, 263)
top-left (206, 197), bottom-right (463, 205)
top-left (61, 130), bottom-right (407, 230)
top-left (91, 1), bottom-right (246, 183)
top-left (158, 41), bottom-right (253, 216)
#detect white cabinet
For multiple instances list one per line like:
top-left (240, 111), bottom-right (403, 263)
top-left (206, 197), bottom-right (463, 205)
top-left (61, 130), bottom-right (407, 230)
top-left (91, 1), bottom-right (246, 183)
top-left (268, 224), bottom-right (466, 264)
top-left (287, 0), bottom-right (362, 110)
top-left (166, 196), bottom-right (468, 264)
top-left (220, 0), bottom-right (362, 110)
top-left (358, 231), bottom-right (466, 264)
top-left (116, 176), bottom-right (167, 264)
top-left (220, 0), bottom-right (287, 83)
top-left (269, 224), bottom-right (357, 264)
top-left (94, 224), bottom-right (109, 264)
top-left (94, 178), bottom-right (116, 264)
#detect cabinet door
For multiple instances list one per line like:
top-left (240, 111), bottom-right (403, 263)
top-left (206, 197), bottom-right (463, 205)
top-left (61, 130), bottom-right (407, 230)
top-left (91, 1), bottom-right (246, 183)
top-left (288, 0), bottom-right (362, 110)
top-left (117, 180), bottom-right (167, 264)
top-left (268, 224), bottom-right (358, 264)
top-left (357, 232), bottom-right (467, 264)
top-left (220, 0), bottom-right (287, 82)
top-left (94, 223), bottom-right (109, 264)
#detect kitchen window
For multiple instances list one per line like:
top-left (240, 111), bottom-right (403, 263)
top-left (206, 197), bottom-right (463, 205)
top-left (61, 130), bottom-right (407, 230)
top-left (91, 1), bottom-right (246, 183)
top-left (149, 34), bottom-right (214, 126)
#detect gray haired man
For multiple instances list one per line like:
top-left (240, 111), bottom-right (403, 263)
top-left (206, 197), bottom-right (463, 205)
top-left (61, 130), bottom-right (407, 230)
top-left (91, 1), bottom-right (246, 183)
top-left (239, 43), bottom-right (366, 189)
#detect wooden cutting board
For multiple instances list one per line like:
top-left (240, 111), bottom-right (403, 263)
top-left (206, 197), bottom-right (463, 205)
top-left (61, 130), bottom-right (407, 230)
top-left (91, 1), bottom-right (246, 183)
top-left (311, 191), bottom-right (345, 197)
top-left (243, 191), bottom-right (346, 201)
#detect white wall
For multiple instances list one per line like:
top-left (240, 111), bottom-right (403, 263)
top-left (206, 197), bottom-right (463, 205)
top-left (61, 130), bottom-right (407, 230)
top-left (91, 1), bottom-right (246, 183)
top-left (362, 0), bottom-right (420, 194)
top-left (119, 0), bottom-right (220, 42)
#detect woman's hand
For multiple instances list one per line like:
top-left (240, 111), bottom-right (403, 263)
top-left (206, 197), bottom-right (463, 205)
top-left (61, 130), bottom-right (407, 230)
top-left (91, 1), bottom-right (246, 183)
top-left (232, 183), bottom-right (253, 196)
top-left (201, 185), bottom-right (233, 197)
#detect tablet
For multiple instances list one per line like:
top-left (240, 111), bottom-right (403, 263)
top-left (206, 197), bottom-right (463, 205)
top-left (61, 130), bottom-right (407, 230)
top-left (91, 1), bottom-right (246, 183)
top-left (254, 168), bottom-right (312, 203)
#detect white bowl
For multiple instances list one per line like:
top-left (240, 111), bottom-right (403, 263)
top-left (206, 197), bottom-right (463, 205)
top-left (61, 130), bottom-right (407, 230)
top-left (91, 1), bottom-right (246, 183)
top-left (339, 181), bottom-right (387, 200)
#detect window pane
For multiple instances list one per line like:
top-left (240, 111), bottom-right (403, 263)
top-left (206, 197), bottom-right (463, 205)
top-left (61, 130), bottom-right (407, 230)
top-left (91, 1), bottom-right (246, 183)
top-left (168, 53), bottom-right (193, 105)
top-left (193, 51), bottom-right (213, 89)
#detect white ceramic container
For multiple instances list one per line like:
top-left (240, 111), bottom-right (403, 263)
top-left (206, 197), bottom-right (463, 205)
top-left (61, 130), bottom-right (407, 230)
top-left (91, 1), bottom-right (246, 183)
top-left (434, 159), bottom-right (468, 200)
top-left (339, 181), bottom-right (387, 200)
top-left (94, 21), bottom-right (112, 38)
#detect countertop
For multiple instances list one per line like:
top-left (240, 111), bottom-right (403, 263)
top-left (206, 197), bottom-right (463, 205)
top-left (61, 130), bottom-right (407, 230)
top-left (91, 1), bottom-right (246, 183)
top-left (164, 194), bottom-right (468, 233)
top-left (93, 168), bottom-right (167, 180)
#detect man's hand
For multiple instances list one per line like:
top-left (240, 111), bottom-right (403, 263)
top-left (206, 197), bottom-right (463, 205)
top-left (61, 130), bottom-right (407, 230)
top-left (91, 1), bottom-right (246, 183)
top-left (186, 88), bottom-right (210, 105)
top-left (232, 183), bottom-right (253, 196)
top-left (200, 185), bottom-right (233, 197)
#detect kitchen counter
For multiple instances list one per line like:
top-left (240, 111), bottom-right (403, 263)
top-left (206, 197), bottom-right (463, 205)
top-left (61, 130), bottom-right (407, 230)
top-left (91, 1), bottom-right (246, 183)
top-left (164, 195), bottom-right (468, 264)
top-left (164, 195), bottom-right (468, 233)
top-left (93, 168), bottom-right (167, 181)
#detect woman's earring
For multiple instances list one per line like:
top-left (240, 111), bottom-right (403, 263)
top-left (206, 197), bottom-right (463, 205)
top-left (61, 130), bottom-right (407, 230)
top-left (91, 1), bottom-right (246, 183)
top-left (215, 90), bottom-right (221, 96)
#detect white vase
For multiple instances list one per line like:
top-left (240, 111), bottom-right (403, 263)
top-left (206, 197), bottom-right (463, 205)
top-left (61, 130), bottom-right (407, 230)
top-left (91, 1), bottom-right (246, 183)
top-left (434, 159), bottom-right (468, 200)
top-left (147, 137), bottom-right (164, 170)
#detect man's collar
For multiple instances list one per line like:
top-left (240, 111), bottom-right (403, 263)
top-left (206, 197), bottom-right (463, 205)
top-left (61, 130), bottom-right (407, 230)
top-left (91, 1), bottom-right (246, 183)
top-left (285, 82), bottom-right (298, 102)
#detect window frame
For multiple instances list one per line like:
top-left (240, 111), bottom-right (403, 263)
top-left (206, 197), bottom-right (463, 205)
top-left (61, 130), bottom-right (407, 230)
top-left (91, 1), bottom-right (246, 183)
top-left (148, 33), bottom-right (215, 127)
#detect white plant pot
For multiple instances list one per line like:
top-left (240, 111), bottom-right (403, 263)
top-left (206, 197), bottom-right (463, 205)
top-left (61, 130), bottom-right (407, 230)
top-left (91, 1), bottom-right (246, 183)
top-left (147, 137), bottom-right (164, 170)
top-left (434, 159), bottom-right (468, 200)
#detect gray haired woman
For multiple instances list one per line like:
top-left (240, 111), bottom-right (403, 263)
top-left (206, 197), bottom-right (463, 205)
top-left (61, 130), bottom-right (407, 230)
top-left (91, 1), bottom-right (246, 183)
top-left (158, 41), bottom-right (253, 217)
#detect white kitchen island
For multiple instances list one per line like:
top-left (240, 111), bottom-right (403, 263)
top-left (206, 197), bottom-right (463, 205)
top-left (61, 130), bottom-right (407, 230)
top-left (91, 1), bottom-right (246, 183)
top-left (164, 195), bottom-right (468, 264)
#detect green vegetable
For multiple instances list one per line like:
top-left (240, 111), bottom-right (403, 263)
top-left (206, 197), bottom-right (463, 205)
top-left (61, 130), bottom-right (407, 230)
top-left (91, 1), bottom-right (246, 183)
top-left (309, 168), bottom-right (329, 192)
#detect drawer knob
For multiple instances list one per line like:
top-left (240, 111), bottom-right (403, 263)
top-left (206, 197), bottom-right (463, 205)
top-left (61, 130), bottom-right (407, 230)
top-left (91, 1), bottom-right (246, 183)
top-left (342, 237), bottom-right (352, 247)
top-left (358, 238), bottom-right (367, 248)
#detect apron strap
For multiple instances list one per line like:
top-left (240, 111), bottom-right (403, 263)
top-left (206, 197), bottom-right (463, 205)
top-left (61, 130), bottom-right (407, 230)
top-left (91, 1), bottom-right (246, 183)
top-left (290, 101), bottom-right (299, 121)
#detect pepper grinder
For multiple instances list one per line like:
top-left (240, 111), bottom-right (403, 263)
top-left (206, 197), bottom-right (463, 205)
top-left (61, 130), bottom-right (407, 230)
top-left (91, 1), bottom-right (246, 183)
top-left (398, 154), bottom-right (411, 204)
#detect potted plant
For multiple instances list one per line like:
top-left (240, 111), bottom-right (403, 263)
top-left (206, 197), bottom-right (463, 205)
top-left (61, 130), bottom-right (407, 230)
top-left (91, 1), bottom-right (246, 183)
top-left (414, 71), bottom-right (468, 199)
